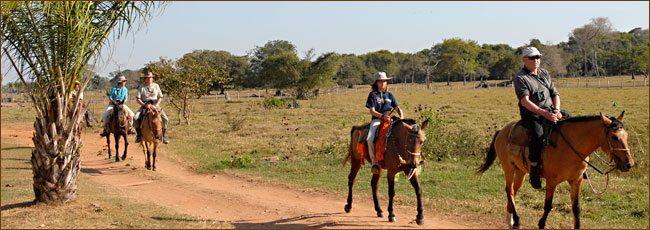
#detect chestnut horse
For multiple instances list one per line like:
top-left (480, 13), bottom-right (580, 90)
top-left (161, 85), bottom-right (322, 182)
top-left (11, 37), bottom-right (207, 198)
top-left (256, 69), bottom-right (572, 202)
top-left (105, 101), bottom-right (130, 162)
top-left (343, 118), bottom-right (429, 225)
top-left (140, 106), bottom-right (163, 171)
top-left (477, 111), bottom-right (634, 229)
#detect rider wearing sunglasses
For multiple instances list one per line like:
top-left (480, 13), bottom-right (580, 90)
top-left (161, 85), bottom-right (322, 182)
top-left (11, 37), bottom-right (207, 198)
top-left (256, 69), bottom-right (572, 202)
top-left (513, 47), bottom-right (569, 190)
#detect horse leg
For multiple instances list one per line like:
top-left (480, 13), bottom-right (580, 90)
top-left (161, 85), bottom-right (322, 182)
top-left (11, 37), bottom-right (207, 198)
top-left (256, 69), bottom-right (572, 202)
top-left (105, 134), bottom-right (111, 159)
top-left (503, 166), bottom-right (516, 229)
top-left (121, 134), bottom-right (128, 160)
top-left (344, 157), bottom-right (361, 213)
top-left (569, 177), bottom-right (583, 229)
top-left (145, 142), bottom-right (151, 170)
top-left (114, 133), bottom-right (120, 162)
top-left (510, 169), bottom-right (526, 228)
top-left (152, 142), bottom-right (158, 171)
top-left (387, 172), bottom-right (397, 222)
top-left (538, 181), bottom-right (558, 229)
top-left (371, 169), bottom-right (384, 217)
top-left (408, 170), bottom-right (424, 225)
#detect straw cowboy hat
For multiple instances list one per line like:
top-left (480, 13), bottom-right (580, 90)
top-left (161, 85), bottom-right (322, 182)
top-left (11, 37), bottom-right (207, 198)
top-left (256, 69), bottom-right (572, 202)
top-left (374, 72), bottom-right (392, 82)
top-left (116, 75), bottom-right (127, 83)
top-left (142, 72), bottom-right (154, 78)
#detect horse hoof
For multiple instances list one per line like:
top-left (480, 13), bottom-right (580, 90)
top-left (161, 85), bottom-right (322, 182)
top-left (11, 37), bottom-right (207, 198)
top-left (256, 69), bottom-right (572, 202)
top-left (115, 158), bottom-right (120, 162)
top-left (416, 218), bottom-right (424, 225)
top-left (152, 167), bottom-right (157, 172)
top-left (344, 205), bottom-right (351, 213)
top-left (377, 212), bottom-right (384, 217)
top-left (388, 216), bottom-right (397, 222)
top-left (121, 156), bottom-right (126, 160)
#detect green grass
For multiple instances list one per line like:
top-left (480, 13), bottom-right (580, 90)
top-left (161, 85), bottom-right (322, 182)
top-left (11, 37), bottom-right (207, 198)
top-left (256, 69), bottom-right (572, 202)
top-left (0, 138), bottom-right (231, 229)
top-left (2, 77), bottom-right (647, 228)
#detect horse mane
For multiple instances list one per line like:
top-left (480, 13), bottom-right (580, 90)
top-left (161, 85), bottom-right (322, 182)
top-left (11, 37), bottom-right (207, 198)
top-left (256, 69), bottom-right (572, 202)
top-left (393, 118), bottom-right (417, 126)
top-left (558, 115), bottom-right (624, 129)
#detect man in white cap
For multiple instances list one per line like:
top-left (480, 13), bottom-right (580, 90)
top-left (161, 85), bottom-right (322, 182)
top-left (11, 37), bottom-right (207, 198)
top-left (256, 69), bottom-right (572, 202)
top-left (100, 75), bottom-right (135, 136)
top-left (134, 71), bottom-right (169, 144)
top-left (365, 72), bottom-right (404, 174)
top-left (513, 47), bottom-right (569, 189)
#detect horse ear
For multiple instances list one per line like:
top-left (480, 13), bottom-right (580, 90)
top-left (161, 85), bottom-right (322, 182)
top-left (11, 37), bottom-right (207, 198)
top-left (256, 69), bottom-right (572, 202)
top-left (617, 110), bottom-right (625, 122)
top-left (600, 113), bottom-right (612, 126)
top-left (421, 119), bottom-right (429, 131)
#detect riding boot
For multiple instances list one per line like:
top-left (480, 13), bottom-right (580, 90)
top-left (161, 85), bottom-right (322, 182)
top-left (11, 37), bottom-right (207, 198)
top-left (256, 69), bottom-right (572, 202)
top-left (162, 128), bottom-right (169, 144)
top-left (529, 163), bottom-right (542, 190)
top-left (135, 128), bottom-right (142, 143)
top-left (99, 129), bottom-right (108, 137)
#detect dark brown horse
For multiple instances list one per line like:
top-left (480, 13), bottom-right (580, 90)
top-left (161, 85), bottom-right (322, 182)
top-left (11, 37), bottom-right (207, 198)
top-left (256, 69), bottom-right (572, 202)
top-left (477, 111), bottom-right (634, 229)
top-left (343, 118), bottom-right (429, 225)
top-left (140, 107), bottom-right (163, 171)
top-left (105, 100), bottom-right (130, 162)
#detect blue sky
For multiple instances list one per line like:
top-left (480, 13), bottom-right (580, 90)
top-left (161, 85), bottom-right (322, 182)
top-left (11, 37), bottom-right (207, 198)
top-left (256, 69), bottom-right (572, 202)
top-left (2, 1), bottom-right (649, 84)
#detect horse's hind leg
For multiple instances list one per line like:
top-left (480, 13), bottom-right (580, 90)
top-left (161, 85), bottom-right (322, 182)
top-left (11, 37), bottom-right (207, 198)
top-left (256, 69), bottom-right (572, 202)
top-left (408, 170), bottom-right (424, 225)
top-left (344, 157), bottom-right (361, 213)
top-left (504, 166), bottom-right (516, 229)
top-left (371, 169), bottom-right (384, 217)
top-left (510, 169), bottom-right (525, 228)
top-left (569, 177), bottom-right (583, 229)
top-left (114, 134), bottom-right (120, 162)
top-left (121, 134), bottom-right (128, 160)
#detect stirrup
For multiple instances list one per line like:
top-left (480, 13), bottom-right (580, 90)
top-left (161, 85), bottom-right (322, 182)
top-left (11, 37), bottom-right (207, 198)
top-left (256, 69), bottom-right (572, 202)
top-left (135, 135), bottom-right (141, 143)
top-left (99, 129), bottom-right (108, 137)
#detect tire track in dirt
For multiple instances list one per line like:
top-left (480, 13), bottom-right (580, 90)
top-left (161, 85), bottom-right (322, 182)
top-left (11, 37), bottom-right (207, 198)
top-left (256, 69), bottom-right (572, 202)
top-left (2, 124), bottom-right (481, 228)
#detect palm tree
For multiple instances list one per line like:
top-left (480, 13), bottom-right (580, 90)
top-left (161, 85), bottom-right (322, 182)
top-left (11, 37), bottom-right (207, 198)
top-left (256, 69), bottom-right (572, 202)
top-left (1, 1), bottom-right (166, 204)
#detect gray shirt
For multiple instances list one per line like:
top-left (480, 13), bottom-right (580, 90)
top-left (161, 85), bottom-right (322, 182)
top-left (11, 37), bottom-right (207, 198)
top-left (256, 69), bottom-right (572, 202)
top-left (514, 67), bottom-right (558, 110)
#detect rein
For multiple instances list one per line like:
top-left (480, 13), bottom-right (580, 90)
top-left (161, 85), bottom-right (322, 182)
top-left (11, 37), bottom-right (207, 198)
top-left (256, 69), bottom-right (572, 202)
top-left (554, 123), bottom-right (610, 175)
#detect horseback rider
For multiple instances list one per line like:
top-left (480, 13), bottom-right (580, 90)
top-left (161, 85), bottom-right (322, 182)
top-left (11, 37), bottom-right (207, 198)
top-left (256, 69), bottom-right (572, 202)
top-left (134, 71), bottom-right (169, 144)
top-left (365, 72), bottom-right (404, 174)
top-left (513, 47), bottom-right (569, 189)
top-left (100, 75), bottom-right (135, 137)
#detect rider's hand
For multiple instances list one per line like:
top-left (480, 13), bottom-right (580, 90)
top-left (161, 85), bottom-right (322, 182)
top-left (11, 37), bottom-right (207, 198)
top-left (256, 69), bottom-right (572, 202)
top-left (554, 110), bottom-right (563, 120)
top-left (544, 110), bottom-right (559, 123)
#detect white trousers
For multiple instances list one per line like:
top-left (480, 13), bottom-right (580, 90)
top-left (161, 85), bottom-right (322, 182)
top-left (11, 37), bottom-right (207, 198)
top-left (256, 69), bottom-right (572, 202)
top-left (366, 119), bottom-right (382, 165)
top-left (102, 103), bottom-right (134, 127)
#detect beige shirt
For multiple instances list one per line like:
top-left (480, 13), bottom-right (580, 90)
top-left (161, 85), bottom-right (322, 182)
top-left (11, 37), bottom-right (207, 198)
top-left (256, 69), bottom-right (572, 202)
top-left (70, 90), bottom-right (84, 100)
top-left (136, 83), bottom-right (163, 103)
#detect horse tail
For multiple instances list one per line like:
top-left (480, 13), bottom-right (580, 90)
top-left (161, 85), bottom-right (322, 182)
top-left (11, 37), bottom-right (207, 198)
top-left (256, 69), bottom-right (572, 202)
top-left (477, 130), bottom-right (499, 175)
top-left (342, 126), bottom-right (357, 167)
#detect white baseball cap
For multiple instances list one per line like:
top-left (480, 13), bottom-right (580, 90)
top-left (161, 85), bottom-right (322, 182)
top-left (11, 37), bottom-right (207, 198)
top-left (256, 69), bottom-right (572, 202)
top-left (522, 47), bottom-right (542, 57)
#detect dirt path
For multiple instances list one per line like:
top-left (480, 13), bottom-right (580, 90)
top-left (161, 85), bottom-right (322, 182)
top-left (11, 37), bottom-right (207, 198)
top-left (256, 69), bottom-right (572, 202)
top-left (2, 125), bottom-right (480, 229)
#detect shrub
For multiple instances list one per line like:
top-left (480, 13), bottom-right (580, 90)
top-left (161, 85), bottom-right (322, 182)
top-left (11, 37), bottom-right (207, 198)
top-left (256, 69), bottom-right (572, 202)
top-left (262, 96), bottom-right (291, 109)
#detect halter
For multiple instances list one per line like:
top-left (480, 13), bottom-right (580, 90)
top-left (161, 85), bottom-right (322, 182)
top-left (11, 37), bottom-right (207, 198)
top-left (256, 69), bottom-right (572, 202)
top-left (144, 108), bottom-right (163, 141)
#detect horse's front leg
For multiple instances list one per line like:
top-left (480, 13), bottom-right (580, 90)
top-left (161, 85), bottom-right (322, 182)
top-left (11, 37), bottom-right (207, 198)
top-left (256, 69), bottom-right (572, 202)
top-left (345, 157), bottom-right (361, 213)
top-left (510, 169), bottom-right (526, 228)
top-left (144, 142), bottom-right (151, 170)
top-left (121, 134), bottom-right (128, 160)
top-left (371, 170), bottom-right (384, 217)
top-left (538, 181), bottom-right (558, 229)
top-left (152, 142), bottom-right (158, 171)
top-left (408, 169), bottom-right (424, 225)
top-left (113, 133), bottom-right (120, 162)
top-left (387, 172), bottom-right (396, 222)
top-left (106, 135), bottom-right (112, 159)
top-left (569, 177), bottom-right (584, 229)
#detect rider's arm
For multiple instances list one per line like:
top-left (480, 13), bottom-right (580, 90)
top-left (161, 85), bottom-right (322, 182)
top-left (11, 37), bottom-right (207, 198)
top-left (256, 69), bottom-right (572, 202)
top-left (395, 106), bottom-right (404, 119)
top-left (520, 96), bottom-right (557, 122)
top-left (552, 95), bottom-right (562, 119)
top-left (369, 107), bottom-right (387, 120)
top-left (137, 97), bottom-right (145, 106)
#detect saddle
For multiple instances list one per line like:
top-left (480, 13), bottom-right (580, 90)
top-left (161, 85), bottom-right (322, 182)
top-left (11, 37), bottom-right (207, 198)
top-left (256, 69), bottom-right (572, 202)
top-left (356, 118), bottom-right (394, 168)
top-left (507, 120), bottom-right (560, 168)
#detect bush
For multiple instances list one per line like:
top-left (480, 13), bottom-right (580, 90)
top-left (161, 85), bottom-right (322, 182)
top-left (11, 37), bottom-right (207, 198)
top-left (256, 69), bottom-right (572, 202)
top-left (224, 111), bottom-right (246, 132)
top-left (262, 96), bottom-right (291, 109)
top-left (220, 155), bottom-right (254, 168)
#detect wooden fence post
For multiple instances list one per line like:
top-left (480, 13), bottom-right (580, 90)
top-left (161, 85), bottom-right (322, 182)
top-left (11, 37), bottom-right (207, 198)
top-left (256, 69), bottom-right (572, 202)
top-left (621, 78), bottom-right (624, 88)
top-left (577, 79), bottom-right (580, 88)
top-left (586, 79), bottom-right (589, 88)
top-left (598, 79), bottom-right (601, 88)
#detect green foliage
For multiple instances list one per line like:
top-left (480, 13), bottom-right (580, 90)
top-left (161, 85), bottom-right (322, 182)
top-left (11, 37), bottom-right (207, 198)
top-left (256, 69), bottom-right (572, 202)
top-left (262, 96), bottom-right (291, 109)
top-left (220, 155), bottom-right (254, 169)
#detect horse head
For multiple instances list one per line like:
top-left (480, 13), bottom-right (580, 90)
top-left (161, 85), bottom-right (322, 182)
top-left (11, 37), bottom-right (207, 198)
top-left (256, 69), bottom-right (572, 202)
top-left (396, 119), bottom-right (429, 169)
top-left (145, 107), bottom-right (163, 140)
top-left (600, 111), bottom-right (634, 172)
top-left (112, 100), bottom-right (128, 129)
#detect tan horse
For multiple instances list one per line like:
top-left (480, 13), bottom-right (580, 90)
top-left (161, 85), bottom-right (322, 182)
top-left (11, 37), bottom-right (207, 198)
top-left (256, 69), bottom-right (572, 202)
top-left (343, 118), bottom-right (429, 225)
top-left (105, 101), bottom-right (131, 162)
top-left (140, 107), bottom-right (163, 171)
top-left (477, 111), bottom-right (634, 229)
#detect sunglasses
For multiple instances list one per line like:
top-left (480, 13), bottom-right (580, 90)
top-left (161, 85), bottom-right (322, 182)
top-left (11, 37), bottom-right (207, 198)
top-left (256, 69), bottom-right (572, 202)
top-left (527, 55), bottom-right (541, 60)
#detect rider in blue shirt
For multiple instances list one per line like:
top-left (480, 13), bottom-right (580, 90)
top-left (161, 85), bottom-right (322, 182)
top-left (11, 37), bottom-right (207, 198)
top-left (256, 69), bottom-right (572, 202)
top-left (365, 72), bottom-right (404, 174)
top-left (100, 75), bottom-right (134, 136)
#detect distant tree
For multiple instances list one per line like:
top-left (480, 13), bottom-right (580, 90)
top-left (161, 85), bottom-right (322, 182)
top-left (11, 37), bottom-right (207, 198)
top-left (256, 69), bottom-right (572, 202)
top-left (146, 54), bottom-right (225, 125)
top-left (249, 40), bottom-right (297, 92)
top-left (489, 54), bottom-right (519, 80)
top-left (336, 54), bottom-right (367, 87)
top-left (295, 52), bottom-right (341, 99)
top-left (361, 50), bottom-right (398, 80)
top-left (433, 38), bottom-right (480, 85)
top-left (540, 44), bottom-right (568, 77)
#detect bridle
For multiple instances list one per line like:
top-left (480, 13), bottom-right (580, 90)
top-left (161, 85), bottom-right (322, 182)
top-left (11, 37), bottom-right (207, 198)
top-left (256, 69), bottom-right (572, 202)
top-left (144, 108), bottom-right (163, 141)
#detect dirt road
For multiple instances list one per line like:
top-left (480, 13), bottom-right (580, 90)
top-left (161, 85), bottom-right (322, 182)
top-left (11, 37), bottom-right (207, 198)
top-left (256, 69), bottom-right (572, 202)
top-left (2, 125), bottom-right (480, 229)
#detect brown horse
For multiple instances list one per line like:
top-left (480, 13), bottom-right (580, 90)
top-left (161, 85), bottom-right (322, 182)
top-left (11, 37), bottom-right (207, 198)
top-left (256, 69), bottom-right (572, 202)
top-left (105, 101), bottom-right (130, 162)
top-left (140, 107), bottom-right (163, 171)
top-left (343, 118), bottom-right (429, 225)
top-left (477, 111), bottom-right (634, 229)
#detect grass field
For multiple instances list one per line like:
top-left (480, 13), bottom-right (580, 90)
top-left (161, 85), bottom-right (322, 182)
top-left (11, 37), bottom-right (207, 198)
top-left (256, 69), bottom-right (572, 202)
top-left (2, 76), bottom-right (648, 228)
